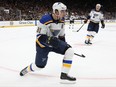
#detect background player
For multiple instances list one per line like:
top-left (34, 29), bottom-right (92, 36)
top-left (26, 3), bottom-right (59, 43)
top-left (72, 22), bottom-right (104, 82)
top-left (20, 2), bottom-right (76, 84)
top-left (84, 4), bottom-right (105, 45)
top-left (69, 13), bottom-right (76, 29)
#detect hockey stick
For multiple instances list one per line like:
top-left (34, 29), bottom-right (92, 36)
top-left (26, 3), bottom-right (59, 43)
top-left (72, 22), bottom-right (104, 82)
top-left (73, 23), bottom-right (85, 32)
top-left (74, 53), bottom-right (85, 58)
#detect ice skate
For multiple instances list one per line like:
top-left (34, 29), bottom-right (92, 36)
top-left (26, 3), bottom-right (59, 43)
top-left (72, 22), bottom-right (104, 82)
top-left (20, 67), bottom-right (28, 76)
top-left (85, 40), bottom-right (92, 45)
top-left (60, 72), bottom-right (76, 84)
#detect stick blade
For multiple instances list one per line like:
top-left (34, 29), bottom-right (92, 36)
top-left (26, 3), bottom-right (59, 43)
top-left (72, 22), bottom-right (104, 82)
top-left (82, 54), bottom-right (86, 58)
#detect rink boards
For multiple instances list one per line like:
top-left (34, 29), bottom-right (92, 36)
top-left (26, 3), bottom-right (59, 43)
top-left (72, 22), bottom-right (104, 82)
top-left (0, 20), bottom-right (116, 28)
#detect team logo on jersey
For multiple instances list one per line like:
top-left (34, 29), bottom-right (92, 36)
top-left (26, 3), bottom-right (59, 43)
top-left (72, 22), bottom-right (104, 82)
top-left (93, 14), bottom-right (98, 18)
top-left (36, 27), bottom-right (42, 33)
top-left (42, 58), bottom-right (46, 62)
top-left (50, 29), bottom-right (60, 36)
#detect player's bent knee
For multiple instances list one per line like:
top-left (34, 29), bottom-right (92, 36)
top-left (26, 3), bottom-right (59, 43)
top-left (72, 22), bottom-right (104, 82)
top-left (36, 64), bottom-right (46, 68)
top-left (35, 63), bottom-right (46, 68)
top-left (64, 47), bottom-right (74, 60)
top-left (63, 44), bottom-right (71, 53)
top-left (35, 58), bottom-right (48, 68)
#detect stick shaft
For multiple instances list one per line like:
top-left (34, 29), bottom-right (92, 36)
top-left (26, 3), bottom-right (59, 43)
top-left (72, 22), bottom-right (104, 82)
top-left (74, 53), bottom-right (85, 58)
top-left (76, 23), bottom-right (85, 32)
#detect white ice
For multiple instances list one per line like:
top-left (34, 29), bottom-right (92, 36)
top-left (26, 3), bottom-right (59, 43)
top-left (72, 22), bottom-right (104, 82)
top-left (0, 23), bottom-right (116, 87)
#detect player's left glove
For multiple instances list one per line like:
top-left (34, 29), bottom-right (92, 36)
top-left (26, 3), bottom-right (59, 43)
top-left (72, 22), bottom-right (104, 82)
top-left (101, 20), bottom-right (105, 29)
top-left (47, 36), bottom-right (60, 48)
top-left (84, 19), bottom-right (88, 24)
top-left (101, 23), bottom-right (105, 28)
top-left (37, 35), bottom-right (59, 48)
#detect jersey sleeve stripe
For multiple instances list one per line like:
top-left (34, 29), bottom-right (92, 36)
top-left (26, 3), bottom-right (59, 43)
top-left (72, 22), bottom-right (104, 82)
top-left (36, 35), bottom-right (45, 48)
top-left (44, 20), bottom-right (53, 25)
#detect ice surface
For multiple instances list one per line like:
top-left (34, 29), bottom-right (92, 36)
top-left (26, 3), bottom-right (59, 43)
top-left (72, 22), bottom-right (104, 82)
top-left (0, 23), bottom-right (116, 87)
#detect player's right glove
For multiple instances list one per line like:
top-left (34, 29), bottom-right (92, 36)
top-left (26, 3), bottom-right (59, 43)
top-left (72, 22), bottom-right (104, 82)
top-left (84, 19), bottom-right (88, 24)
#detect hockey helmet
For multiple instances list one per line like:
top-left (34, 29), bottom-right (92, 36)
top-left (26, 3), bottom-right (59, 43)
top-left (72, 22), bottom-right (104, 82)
top-left (96, 4), bottom-right (101, 11)
top-left (96, 4), bottom-right (101, 7)
top-left (52, 2), bottom-right (67, 13)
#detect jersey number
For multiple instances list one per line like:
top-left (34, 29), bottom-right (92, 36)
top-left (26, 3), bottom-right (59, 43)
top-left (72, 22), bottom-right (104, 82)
top-left (36, 27), bottom-right (41, 33)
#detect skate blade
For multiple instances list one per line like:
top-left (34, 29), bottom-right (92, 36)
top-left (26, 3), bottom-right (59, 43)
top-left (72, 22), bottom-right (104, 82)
top-left (85, 43), bottom-right (92, 46)
top-left (60, 79), bottom-right (76, 84)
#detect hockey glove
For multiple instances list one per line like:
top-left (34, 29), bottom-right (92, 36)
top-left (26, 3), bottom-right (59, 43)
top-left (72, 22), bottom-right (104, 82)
top-left (37, 35), bottom-right (60, 48)
top-left (101, 20), bottom-right (105, 29)
top-left (58, 36), bottom-right (66, 42)
top-left (47, 36), bottom-right (60, 48)
top-left (84, 19), bottom-right (88, 24)
top-left (101, 23), bottom-right (105, 28)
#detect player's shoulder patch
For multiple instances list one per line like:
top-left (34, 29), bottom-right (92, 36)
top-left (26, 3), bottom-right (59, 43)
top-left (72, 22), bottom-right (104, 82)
top-left (40, 14), bottom-right (53, 25)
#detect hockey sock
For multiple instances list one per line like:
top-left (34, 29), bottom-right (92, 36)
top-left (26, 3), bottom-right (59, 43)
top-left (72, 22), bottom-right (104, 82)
top-left (90, 35), bottom-right (94, 42)
top-left (85, 34), bottom-right (91, 43)
top-left (27, 63), bottom-right (42, 72)
top-left (90, 31), bottom-right (96, 42)
top-left (85, 31), bottom-right (96, 43)
top-left (61, 48), bottom-right (74, 74)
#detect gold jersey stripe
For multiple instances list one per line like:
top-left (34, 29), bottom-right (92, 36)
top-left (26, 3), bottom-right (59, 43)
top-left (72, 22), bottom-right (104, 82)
top-left (44, 20), bottom-right (53, 25)
top-left (36, 36), bottom-right (45, 48)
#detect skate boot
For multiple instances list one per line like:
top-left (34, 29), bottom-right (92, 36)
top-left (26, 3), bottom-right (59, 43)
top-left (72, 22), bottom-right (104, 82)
top-left (20, 67), bottom-right (28, 76)
top-left (85, 40), bottom-right (92, 45)
top-left (60, 72), bottom-right (76, 84)
top-left (88, 41), bottom-right (92, 45)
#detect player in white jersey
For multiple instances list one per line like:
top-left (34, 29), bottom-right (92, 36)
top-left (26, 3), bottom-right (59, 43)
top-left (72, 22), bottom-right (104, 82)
top-left (20, 2), bottom-right (76, 84)
top-left (84, 4), bottom-right (105, 45)
top-left (69, 13), bottom-right (76, 29)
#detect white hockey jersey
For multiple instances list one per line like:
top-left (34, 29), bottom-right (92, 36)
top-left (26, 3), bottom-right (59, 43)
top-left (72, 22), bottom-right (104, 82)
top-left (70, 15), bottom-right (75, 21)
top-left (37, 14), bottom-right (65, 38)
top-left (89, 9), bottom-right (104, 23)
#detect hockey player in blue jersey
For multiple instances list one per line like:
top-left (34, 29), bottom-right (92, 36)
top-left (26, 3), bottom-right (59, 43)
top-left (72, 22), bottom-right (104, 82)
top-left (84, 4), bottom-right (105, 45)
top-left (20, 2), bottom-right (76, 83)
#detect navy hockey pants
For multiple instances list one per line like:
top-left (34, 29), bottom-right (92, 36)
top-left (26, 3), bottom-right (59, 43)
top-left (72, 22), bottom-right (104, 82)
top-left (35, 40), bottom-right (69, 68)
top-left (87, 21), bottom-right (99, 33)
